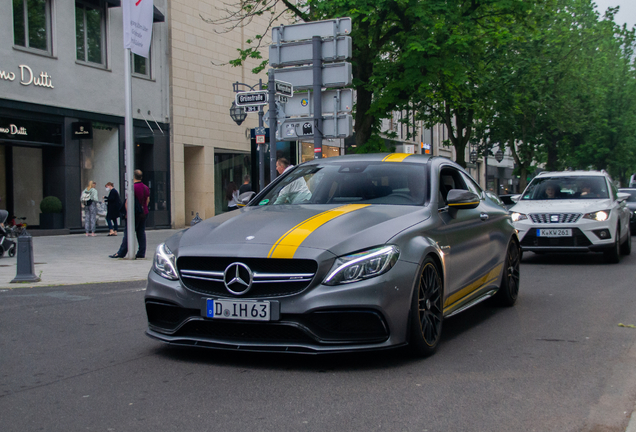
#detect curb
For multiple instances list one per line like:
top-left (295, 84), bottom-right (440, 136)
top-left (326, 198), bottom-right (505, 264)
top-left (628, 407), bottom-right (636, 432)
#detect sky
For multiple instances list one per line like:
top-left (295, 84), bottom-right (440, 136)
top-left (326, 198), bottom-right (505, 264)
top-left (592, 0), bottom-right (635, 29)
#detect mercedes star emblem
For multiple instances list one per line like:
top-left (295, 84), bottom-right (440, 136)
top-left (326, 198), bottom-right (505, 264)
top-left (223, 262), bottom-right (253, 295)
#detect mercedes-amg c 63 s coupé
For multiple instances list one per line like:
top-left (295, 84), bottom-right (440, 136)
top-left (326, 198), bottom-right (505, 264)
top-left (145, 154), bottom-right (520, 357)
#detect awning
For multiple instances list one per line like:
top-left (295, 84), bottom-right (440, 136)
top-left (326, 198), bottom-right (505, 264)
top-left (104, 1), bottom-right (165, 23)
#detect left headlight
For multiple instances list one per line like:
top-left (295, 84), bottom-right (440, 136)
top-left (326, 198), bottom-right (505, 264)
top-left (511, 212), bottom-right (528, 222)
top-left (583, 209), bottom-right (610, 222)
top-left (153, 243), bottom-right (179, 280)
top-left (323, 245), bottom-right (399, 286)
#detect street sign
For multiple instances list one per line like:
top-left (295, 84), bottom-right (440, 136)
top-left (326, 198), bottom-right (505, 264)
top-left (245, 106), bottom-right (259, 113)
top-left (274, 80), bottom-right (293, 97)
top-left (277, 115), bottom-right (353, 141)
top-left (235, 90), bottom-right (268, 107)
top-left (256, 135), bottom-right (266, 144)
top-left (272, 18), bottom-right (351, 44)
top-left (283, 89), bottom-right (353, 117)
top-left (274, 62), bottom-right (352, 91)
top-left (276, 95), bottom-right (289, 103)
top-left (269, 37), bottom-right (352, 67)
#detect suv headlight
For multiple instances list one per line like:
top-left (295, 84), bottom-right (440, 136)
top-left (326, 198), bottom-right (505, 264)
top-left (583, 210), bottom-right (610, 222)
top-left (153, 243), bottom-right (179, 280)
top-left (511, 212), bottom-right (528, 222)
top-left (323, 246), bottom-right (399, 286)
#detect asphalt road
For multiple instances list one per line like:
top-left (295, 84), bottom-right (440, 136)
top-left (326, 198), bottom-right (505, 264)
top-left (1, 244), bottom-right (636, 432)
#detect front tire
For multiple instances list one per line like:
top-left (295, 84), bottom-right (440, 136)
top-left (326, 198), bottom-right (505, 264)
top-left (494, 241), bottom-right (521, 307)
top-left (604, 226), bottom-right (621, 263)
top-left (620, 225), bottom-right (631, 255)
top-left (409, 258), bottom-right (443, 357)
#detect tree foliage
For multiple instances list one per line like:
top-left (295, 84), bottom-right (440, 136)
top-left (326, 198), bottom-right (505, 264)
top-left (206, 0), bottom-right (636, 182)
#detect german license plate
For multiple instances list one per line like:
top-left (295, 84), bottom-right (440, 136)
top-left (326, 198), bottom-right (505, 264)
top-left (205, 299), bottom-right (270, 321)
top-left (537, 228), bottom-right (572, 237)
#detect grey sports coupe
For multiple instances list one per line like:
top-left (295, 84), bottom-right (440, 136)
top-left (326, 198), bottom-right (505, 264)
top-left (146, 154), bottom-right (520, 356)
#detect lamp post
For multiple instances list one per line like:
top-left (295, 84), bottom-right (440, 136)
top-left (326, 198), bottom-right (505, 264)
top-left (231, 80), bottom-right (265, 192)
top-left (495, 148), bottom-right (504, 163)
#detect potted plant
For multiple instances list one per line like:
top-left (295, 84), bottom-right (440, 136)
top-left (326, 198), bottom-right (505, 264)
top-left (39, 196), bottom-right (64, 229)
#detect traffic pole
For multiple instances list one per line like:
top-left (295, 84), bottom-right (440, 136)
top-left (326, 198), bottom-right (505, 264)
top-left (312, 36), bottom-right (323, 159)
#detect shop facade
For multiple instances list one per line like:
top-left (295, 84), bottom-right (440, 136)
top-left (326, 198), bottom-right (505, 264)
top-left (1, 0), bottom-right (170, 231)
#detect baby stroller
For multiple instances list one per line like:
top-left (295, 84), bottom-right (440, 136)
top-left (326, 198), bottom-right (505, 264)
top-left (0, 210), bottom-right (16, 258)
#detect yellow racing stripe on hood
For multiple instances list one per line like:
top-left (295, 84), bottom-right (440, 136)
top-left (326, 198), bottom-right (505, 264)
top-left (382, 153), bottom-right (412, 162)
top-left (268, 204), bottom-right (370, 259)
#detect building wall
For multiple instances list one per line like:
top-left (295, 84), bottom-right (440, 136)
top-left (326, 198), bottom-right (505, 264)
top-left (168, 1), bottom-right (283, 227)
top-left (0, 2), bottom-right (170, 122)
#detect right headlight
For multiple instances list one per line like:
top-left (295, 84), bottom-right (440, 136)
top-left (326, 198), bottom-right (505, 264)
top-left (511, 212), bottom-right (528, 222)
top-left (583, 209), bottom-right (610, 222)
top-left (153, 243), bottom-right (179, 280)
top-left (323, 245), bottom-right (399, 286)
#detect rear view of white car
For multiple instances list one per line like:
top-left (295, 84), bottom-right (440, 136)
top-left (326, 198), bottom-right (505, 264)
top-left (510, 171), bottom-right (632, 263)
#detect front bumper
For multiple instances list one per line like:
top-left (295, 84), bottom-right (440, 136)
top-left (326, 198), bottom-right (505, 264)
top-left (515, 221), bottom-right (615, 253)
top-left (144, 259), bottom-right (418, 354)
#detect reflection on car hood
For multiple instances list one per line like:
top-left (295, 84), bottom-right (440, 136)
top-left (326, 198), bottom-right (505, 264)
top-left (176, 204), bottom-right (430, 258)
top-left (510, 199), bottom-right (614, 214)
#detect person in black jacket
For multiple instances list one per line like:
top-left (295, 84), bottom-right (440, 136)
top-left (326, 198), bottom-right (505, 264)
top-left (104, 182), bottom-right (121, 236)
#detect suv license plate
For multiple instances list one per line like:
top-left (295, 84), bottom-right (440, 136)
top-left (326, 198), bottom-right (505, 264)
top-left (206, 299), bottom-right (270, 321)
top-left (537, 228), bottom-right (572, 237)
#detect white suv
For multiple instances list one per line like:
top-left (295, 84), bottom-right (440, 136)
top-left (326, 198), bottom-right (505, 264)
top-left (510, 170), bottom-right (632, 263)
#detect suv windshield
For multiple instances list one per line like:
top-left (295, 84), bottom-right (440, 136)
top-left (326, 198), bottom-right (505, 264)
top-left (521, 176), bottom-right (609, 200)
top-left (255, 162), bottom-right (428, 206)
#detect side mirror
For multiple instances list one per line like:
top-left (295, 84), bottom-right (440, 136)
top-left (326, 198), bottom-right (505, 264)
top-left (446, 189), bottom-right (480, 210)
top-left (617, 192), bottom-right (630, 202)
top-left (510, 194), bottom-right (521, 203)
top-left (237, 191), bottom-right (256, 207)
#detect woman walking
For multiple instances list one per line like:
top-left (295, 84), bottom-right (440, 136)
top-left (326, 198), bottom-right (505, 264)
top-left (104, 182), bottom-right (121, 236)
top-left (82, 180), bottom-right (99, 236)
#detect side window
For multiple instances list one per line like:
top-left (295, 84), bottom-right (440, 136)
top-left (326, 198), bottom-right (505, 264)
top-left (438, 167), bottom-right (468, 206)
top-left (13, 0), bottom-right (52, 54)
top-left (609, 178), bottom-right (618, 200)
top-left (460, 172), bottom-right (483, 197)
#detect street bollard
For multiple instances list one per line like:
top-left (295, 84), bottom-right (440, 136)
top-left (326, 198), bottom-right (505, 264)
top-left (191, 212), bottom-right (202, 226)
top-left (11, 231), bottom-right (40, 283)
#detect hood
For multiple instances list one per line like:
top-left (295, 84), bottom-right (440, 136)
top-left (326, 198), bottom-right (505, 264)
top-left (510, 199), bottom-right (614, 214)
top-left (175, 204), bottom-right (430, 259)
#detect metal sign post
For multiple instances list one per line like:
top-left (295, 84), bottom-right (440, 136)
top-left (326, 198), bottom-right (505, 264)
top-left (124, 48), bottom-right (135, 259)
top-left (268, 70), bottom-right (277, 182)
top-left (312, 36), bottom-right (323, 159)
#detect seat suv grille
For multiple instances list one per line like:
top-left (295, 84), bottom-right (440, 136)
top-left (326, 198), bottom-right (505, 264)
top-left (529, 213), bottom-right (581, 224)
top-left (177, 257), bottom-right (318, 298)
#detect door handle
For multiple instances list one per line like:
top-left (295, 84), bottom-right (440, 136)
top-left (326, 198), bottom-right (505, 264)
top-left (480, 213), bottom-right (489, 221)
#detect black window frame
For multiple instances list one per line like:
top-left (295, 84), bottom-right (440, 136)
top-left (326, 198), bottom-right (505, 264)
top-left (13, 0), bottom-right (53, 55)
top-left (75, 0), bottom-right (107, 67)
top-left (132, 50), bottom-right (151, 79)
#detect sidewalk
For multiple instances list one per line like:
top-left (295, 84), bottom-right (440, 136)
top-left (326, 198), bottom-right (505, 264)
top-left (0, 229), bottom-right (181, 289)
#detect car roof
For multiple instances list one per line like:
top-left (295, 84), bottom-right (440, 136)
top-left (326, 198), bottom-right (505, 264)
top-left (536, 170), bottom-right (608, 178)
top-left (298, 153), bottom-right (437, 165)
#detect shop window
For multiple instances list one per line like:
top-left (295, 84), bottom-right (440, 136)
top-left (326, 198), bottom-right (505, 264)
top-left (132, 52), bottom-right (151, 78)
top-left (75, 1), bottom-right (106, 65)
top-left (13, 0), bottom-right (52, 53)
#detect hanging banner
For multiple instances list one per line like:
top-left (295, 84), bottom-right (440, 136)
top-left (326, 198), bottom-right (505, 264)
top-left (122, 0), bottom-right (154, 58)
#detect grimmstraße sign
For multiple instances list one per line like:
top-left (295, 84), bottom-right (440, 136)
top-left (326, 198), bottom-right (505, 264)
top-left (123, 0), bottom-right (154, 58)
top-left (235, 91), bottom-right (268, 107)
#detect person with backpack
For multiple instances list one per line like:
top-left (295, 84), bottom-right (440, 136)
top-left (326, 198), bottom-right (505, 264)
top-left (109, 170), bottom-right (150, 259)
top-left (81, 180), bottom-right (99, 237)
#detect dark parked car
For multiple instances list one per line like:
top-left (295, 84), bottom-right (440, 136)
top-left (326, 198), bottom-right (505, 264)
top-left (146, 154), bottom-right (520, 357)
top-left (618, 188), bottom-right (636, 233)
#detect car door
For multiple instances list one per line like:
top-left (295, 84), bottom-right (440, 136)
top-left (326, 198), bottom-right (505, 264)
top-left (436, 166), bottom-right (503, 308)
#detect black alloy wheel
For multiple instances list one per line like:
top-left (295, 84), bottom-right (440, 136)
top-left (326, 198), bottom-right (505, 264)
top-left (409, 258), bottom-right (443, 357)
top-left (494, 241), bottom-right (521, 307)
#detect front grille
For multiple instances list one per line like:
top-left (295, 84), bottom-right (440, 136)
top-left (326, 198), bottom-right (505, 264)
top-left (177, 257), bottom-right (318, 297)
top-left (529, 213), bottom-right (582, 224)
top-left (176, 320), bottom-right (314, 343)
top-left (146, 301), bottom-right (200, 330)
top-left (520, 227), bottom-right (592, 247)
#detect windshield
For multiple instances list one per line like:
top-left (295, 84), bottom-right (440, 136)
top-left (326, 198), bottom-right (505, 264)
top-left (255, 162), bottom-right (428, 206)
top-left (521, 176), bottom-right (609, 200)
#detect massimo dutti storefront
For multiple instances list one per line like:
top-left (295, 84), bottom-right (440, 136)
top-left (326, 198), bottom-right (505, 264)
top-left (0, 100), bottom-right (170, 232)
